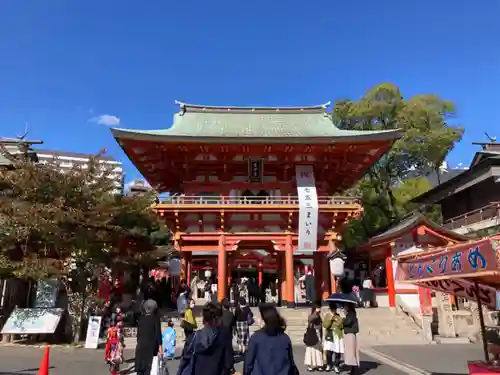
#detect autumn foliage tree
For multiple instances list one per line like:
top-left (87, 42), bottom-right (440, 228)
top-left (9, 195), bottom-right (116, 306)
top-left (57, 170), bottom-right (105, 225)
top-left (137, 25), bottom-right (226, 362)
top-left (0, 151), bottom-right (172, 341)
top-left (335, 84), bottom-right (464, 248)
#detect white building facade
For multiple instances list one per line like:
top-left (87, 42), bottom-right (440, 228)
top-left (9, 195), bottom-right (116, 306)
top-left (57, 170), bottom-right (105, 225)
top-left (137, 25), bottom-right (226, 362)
top-left (35, 149), bottom-right (124, 195)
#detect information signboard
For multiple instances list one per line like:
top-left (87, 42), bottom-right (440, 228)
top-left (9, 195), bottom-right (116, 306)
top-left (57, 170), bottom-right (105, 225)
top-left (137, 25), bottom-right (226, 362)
top-left (84, 316), bottom-right (102, 349)
top-left (1, 308), bottom-right (64, 334)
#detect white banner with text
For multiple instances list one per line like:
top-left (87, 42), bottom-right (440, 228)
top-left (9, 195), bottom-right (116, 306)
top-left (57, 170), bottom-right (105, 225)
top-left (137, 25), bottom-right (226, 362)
top-left (295, 165), bottom-right (319, 252)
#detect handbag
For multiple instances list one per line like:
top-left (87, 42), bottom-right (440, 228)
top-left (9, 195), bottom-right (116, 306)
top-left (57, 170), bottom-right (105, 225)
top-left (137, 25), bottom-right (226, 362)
top-left (150, 356), bottom-right (159, 375)
top-left (158, 355), bottom-right (169, 375)
top-left (181, 320), bottom-right (196, 331)
top-left (303, 324), bottom-right (319, 346)
top-left (247, 310), bottom-right (255, 326)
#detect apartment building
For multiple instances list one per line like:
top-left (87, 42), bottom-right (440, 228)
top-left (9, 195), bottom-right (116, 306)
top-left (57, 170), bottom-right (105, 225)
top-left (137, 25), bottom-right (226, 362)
top-left (36, 149), bottom-right (125, 195)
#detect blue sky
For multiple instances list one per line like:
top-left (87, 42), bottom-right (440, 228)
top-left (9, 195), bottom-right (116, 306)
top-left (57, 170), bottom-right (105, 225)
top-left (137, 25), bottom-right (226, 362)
top-left (1, 0), bottom-right (499, 182)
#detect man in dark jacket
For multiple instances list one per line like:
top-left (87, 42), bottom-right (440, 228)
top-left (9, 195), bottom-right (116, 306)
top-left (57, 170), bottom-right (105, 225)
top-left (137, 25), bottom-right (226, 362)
top-left (177, 302), bottom-right (234, 375)
top-left (220, 298), bottom-right (235, 330)
top-left (304, 270), bottom-right (316, 304)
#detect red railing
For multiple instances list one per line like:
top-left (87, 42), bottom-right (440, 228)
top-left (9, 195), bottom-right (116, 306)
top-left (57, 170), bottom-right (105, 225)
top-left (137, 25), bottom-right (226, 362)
top-left (156, 195), bottom-right (361, 206)
top-left (443, 202), bottom-right (500, 230)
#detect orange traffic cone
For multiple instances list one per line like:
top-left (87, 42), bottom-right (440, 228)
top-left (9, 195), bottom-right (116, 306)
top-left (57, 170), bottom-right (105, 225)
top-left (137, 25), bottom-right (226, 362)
top-left (37, 346), bottom-right (50, 375)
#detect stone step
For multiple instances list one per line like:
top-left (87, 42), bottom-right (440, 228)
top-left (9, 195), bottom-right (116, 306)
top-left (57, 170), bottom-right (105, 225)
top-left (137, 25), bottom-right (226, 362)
top-left (123, 306), bottom-right (425, 348)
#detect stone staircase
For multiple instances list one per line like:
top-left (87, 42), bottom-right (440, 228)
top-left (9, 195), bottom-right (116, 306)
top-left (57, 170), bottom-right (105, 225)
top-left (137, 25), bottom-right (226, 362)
top-left (274, 307), bottom-right (427, 347)
top-left (123, 306), bottom-right (426, 349)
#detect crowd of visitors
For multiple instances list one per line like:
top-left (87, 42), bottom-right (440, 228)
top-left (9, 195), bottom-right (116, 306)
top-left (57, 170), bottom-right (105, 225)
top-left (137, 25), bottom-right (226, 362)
top-left (98, 274), bottom-right (361, 375)
top-left (303, 303), bottom-right (359, 374)
top-left (127, 296), bottom-right (359, 375)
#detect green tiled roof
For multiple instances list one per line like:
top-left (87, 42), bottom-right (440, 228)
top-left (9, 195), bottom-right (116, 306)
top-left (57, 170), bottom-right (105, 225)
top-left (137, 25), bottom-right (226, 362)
top-left (111, 102), bottom-right (402, 144)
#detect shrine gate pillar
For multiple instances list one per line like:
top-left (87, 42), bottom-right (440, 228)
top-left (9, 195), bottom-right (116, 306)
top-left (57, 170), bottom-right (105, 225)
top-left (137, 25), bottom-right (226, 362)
top-left (385, 245), bottom-right (396, 308)
top-left (258, 262), bottom-right (263, 287)
top-left (313, 252), bottom-right (322, 303)
top-left (185, 252), bottom-right (192, 285)
top-left (321, 252), bottom-right (330, 300)
top-left (217, 234), bottom-right (227, 301)
top-left (277, 253), bottom-right (284, 305)
top-left (227, 260), bottom-right (232, 286)
top-left (285, 234), bottom-right (294, 307)
top-left (329, 240), bottom-right (337, 293)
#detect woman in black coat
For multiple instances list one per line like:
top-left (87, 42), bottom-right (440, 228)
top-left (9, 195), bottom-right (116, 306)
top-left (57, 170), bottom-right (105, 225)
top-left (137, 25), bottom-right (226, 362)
top-left (135, 299), bottom-right (163, 375)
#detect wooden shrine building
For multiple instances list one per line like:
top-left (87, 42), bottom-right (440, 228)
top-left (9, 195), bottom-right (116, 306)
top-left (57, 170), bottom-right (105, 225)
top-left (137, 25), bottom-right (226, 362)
top-left (356, 214), bottom-right (468, 311)
top-left (111, 101), bottom-right (401, 305)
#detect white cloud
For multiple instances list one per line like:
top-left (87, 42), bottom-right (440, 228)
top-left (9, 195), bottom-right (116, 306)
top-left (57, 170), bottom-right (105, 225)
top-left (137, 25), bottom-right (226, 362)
top-left (90, 114), bottom-right (120, 126)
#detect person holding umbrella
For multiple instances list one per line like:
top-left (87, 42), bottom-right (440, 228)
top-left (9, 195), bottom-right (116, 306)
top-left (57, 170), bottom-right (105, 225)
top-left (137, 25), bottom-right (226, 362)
top-left (324, 293), bottom-right (360, 374)
top-left (341, 302), bottom-right (360, 375)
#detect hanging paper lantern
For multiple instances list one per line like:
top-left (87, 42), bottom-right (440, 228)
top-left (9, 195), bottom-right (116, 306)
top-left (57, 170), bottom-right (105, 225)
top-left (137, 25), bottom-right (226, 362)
top-left (329, 257), bottom-right (345, 277)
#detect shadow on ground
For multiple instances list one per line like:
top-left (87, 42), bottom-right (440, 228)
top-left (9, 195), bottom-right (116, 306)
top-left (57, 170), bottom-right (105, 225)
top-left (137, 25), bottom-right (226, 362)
top-left (0, 366), bottom-right (55, 375)
top-left (358, 361), bottom-right (380, 375)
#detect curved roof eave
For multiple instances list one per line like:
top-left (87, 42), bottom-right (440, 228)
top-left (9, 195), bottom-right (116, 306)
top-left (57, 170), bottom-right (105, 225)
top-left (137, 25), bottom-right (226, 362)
top-left (174, 100), bottom-right (333, 111)
top-left (364, 213), bottom-right (469, 248)
top-left (110, 127), bottom-right (403, 145)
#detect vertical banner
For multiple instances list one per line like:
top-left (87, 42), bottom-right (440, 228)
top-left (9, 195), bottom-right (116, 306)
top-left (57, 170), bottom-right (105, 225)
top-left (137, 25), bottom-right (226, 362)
top-left (295, 165), bottom-right (319, 252)
top-left (248, 159), bottom-right (264, 183)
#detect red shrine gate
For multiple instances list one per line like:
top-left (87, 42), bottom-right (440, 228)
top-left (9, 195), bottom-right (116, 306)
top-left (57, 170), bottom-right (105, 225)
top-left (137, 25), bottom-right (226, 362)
top-left (111, 101), bottom-right (400, 305)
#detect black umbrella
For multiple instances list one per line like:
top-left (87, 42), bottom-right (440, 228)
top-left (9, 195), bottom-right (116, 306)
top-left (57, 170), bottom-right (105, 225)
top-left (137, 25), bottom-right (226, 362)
top-left (324, 293), bottom-right (358, 304)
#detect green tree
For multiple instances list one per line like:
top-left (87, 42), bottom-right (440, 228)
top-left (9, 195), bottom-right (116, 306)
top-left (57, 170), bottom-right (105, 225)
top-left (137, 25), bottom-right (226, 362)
top-left (391, 177), bottom-right (442, 222)
top-left (0, 152), bottom-right (172, 341)
top-left (335, 83), bottom-right (463, 248)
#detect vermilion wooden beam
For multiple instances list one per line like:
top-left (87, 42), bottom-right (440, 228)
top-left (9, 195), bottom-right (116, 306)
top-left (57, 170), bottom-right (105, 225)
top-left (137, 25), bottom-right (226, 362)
top-left (120, 139), bottom-right (389, 155)
top-left (178, 246), bottom-right (219, 252)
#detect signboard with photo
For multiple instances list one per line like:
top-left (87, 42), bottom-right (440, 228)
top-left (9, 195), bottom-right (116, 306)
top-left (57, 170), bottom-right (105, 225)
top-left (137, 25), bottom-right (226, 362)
top-left (34, 279), bottom-right (60, 308)
top-left (1, 308), bottom-right (64, 334)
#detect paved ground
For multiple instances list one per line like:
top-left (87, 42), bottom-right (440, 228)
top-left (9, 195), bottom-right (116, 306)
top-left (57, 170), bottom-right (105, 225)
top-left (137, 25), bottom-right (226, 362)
top-left (369, 344), bottom-right (485, 375)
top-left (0, 346), bottom-right (407, 375)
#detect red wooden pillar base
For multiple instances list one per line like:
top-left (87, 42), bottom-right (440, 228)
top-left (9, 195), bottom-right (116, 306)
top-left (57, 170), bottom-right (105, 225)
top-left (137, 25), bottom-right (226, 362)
top-left (185, 252), bottom-right (192, 285)
top-left (321, 252), bottom-right (330, 300)
top-left (313, 252), bottom-right (322, 303)
top-left (385, 246), bottom-right (396, 308)
top-left (258, 263), bottom-right (263, 287)
top-left (277, 253), bottom-right (285, 305)
top-left (418, 286), bottom-right (433, 316)
top-left (217, 235), bottom-right (227, 301)
top-left (284, 235), bottom-right (294, 307)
